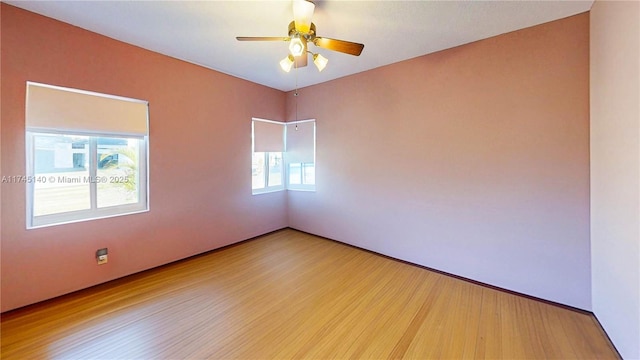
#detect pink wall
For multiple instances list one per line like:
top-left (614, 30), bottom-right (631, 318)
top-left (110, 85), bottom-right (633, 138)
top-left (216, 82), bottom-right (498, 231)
top-left (1, 4), bottom-right (287, 312)
top-left (287, 14), bottom-right (591, 309)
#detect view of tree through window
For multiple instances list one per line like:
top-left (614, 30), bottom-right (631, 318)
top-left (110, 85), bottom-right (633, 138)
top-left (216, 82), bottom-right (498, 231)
top-left (97, 137), bottom-right (140, 208)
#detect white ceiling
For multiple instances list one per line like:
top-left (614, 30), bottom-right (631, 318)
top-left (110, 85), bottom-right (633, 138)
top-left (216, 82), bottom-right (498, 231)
top-left (6, 0), bottom-right (593, 92)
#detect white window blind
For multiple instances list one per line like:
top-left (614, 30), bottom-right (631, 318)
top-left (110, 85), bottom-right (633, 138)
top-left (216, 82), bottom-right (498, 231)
top-left (286, 120), bottom-right (315, 163)
top-left (26, 82), bottom-right (148, 136)
top-left (253, 119), bottom-right (284, 152)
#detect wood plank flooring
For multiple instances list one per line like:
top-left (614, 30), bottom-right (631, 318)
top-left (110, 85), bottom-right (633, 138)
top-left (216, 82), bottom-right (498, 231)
top-left (1, 229), bottom-right (619, 359)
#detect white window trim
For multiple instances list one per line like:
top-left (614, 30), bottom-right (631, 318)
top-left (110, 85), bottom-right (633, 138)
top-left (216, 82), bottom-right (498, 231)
top-left (287, 185), bottom-right (316, 192)
top-left (26, 130), bottom-right (149, 229)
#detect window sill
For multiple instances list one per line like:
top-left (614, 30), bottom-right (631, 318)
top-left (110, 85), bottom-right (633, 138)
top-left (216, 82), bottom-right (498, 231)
top-left (251, 187), bottom-right (285, 195)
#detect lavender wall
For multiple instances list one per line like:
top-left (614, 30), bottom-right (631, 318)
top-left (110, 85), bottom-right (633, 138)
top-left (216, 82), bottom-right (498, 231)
top-left (590, 1), bottom-right (640, 358)
top-left (287, 14), bottom-right (591, 310)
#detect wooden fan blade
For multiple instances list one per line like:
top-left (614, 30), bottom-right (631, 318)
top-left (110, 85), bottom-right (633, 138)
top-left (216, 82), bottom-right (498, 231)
top-left (313, 37), bottom-right (364, 56)
top-left (236, 37), bottom-right (289, 42)
top-left (294, 53), bottom-right (308, 68)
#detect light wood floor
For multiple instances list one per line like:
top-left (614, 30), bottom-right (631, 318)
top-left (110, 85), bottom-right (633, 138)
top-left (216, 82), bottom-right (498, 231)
top-left (1, 229), bottom-right (618, 359)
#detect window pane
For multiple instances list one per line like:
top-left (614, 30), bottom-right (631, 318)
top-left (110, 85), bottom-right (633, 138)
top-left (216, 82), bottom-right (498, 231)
top-left (97, 137), bottom-right (141, 208)
top-left (267, 152), bottom-right (283, 187)
top-left (289, 163), bottom-right (302, 185)
top-left (303, 163), bottom-right (315, 185)
top-left (252, 152), bottom-right (266, 189)
top-left (33, 134), bottom-right (90, 216)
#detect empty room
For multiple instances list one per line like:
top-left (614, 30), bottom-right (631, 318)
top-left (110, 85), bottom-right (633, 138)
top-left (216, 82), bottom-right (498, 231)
top-left (1, 0), bottom-right (638, 359)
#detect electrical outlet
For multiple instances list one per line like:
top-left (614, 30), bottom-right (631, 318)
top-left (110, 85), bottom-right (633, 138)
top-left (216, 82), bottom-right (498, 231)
top-left (97, 254), bottom-right (108, 265)
top-left (96, 248), bottom-right (108, 265)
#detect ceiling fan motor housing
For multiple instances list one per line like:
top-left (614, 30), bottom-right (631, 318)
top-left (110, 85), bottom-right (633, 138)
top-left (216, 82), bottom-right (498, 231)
top-left (288, 21), bottom-right (316, 40)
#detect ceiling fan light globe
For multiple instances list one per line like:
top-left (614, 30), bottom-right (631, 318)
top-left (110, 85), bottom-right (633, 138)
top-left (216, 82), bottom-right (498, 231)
top-left (313, 53), bottom-right (328, 72)
top-left (280, 55), bottom-right (295, 72)
top-left (289, 37), bottom-right (305, 57)
top-left (292, 0), bottom-right (315, 33)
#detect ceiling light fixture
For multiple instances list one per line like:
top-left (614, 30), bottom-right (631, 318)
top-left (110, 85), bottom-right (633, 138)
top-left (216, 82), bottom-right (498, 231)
top-left (237, 0), bottom-right (364, 75)
top-left (281, 52), bottom-right (327, 73)
top-left (312, 53), bottom-right (328, 72)
top-left (289, 35), bottom-right (305, 57)
top-left (280, 55), bottom-right (295, 72)
top-left (292, 0), bottom-right (315, 33)
top-left (238, 0), bottom-right (364, 74)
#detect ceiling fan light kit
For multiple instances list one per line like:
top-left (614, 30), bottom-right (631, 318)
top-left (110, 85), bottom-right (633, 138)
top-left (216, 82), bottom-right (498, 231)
top-left (236, 0), bottom-right (364, 73)
top-left (312, 53), bottom-right (328, 72)
top-left (289, 35), bottom-right (306, 57)
top-left (280, 55), bottom-right (295, 72)
top-left (292, 0), bottom-right (315, 34)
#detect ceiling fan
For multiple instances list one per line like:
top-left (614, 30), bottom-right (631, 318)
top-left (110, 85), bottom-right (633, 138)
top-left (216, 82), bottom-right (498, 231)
top-left (236, 0), bottom-right (364, 72)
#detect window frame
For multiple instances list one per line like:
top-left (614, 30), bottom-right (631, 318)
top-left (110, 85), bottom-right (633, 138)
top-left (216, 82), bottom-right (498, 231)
top-left (250, 118), bottom-right (316, 194)
top-left (286, 162), bottom-right (316, 191)
top-left (25, 82), bottom-right (150, 229)
top-left (26, 129), bottom-right (149, 228)
top-left (252, 151), bottom-right (285, 195)
top-left (252, 118), bottom-right (285, 195)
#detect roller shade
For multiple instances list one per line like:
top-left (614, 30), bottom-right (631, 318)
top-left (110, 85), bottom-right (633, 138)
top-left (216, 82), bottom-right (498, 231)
top-left (286, 120), bottom-right (315, 163)
top-left (26, 82), bottom-right (148, 136)
top-left (253, 119), bottom-right (284, 152)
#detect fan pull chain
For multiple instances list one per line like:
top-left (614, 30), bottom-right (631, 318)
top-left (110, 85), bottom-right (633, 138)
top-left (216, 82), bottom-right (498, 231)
top-left (294, 64), bottom-right (299, 130)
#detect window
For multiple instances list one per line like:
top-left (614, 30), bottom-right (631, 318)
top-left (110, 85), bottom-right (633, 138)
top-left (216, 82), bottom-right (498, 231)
top-left (250, 118), bottom-right (315, 194)
top-left (251, 151), bottom-right (284, 191)
top-left (286, 120), bottom-right (316, 191)
top-left (26, 82), bottom-right (149, 228)
top-left (288, 163), bottom-right (315, 186)
top-left (252, 118), bottom-right (284, 194)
